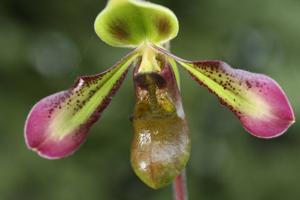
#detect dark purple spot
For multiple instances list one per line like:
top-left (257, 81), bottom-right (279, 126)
top-left (109, 20), bottom-right (130, 41)
top-left (246, 80), bottom-right (252, 89)
top-left (156, 17), bottom-right (171, 36)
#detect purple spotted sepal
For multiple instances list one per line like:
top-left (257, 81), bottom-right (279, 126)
top-left (24, 51), bottom-right (138, 159)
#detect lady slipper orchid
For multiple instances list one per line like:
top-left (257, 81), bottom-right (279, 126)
top-left (24, 0), bottom-right (295, 189)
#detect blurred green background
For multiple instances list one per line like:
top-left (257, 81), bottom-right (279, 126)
top-left (0, 0), bottom-right (299, 199)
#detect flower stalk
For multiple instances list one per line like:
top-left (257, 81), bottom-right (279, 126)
top-left (173, 170), bottom-right (188, 200)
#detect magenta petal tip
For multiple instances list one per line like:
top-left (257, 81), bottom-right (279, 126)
top-left (24, 92), bottom-right (89, 159)
top-left (237, 75), bottom-right (295, 139)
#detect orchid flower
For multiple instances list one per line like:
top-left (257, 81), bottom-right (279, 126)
top-left (24, 0), bottom-right (295, 189)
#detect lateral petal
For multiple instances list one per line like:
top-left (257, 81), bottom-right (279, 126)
top-left (153, 45), bottom-right (295, 138)
top-left (25, 50), bottom-right (139, 159)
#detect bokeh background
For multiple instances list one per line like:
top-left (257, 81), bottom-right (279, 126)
top-left (0, 0), bottom-right (299, 199)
